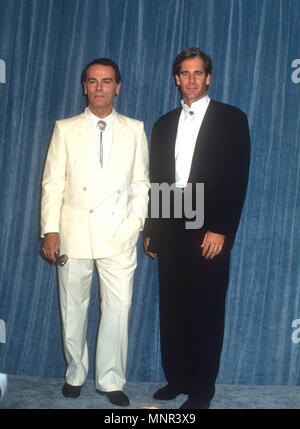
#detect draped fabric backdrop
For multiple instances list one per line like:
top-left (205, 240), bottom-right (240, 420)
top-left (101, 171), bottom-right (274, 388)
top-left (0, 0), bottom-right (300, 385)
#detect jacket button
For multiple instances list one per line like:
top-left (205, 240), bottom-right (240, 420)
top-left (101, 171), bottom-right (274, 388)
top-left (89, 209), bottom-right (94, 213)
top-left (83, 187), bottom-right (87, 191)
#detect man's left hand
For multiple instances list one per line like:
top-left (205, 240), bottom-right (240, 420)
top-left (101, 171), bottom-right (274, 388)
top-left (201, 231), bottom-right (225, 259)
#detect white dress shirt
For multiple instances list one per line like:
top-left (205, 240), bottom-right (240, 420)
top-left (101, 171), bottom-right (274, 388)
top-left (87, 108), bottom-right (114, 170)
top-left (175, 96), bottom-right (210, 187)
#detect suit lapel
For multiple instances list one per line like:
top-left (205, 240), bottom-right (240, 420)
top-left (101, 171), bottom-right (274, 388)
top-left (104, 110), bottom-right (130, 181)
top-left (72, 109), bottom-right (102, 174)
top-left (72, 109), bottom-right (129, 180)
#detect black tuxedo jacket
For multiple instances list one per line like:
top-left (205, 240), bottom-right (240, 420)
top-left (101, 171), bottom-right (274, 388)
top-left (143, 99), bottom-right (250, 252)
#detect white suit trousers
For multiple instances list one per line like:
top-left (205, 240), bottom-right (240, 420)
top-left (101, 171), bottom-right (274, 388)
top-left (57, 247), bottom-right (137, 392)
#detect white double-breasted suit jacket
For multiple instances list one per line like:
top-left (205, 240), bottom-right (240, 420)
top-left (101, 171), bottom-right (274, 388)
top-left (41, 108), bottom-right (150, 259)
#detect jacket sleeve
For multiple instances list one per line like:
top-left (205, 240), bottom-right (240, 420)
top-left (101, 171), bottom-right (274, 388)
top-left (207, 111), bottom-right (250, 247)
top-left (127, 121), bottom-right (150, 231)
top-left (40, 122), bottom-right (66, 237)
top-left (142, 122), bottom-right (161, 252)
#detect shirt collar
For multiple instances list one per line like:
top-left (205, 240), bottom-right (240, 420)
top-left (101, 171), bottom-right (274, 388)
top-left (87, 107), bottom-right (114, 128)
top-left (181, 95), bottom-right (210, 117)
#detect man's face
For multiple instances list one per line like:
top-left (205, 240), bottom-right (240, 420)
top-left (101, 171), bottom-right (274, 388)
top-left (175, 57), bottom-right (211, 107)
top-left (83, 64), bottom-right (121, 117)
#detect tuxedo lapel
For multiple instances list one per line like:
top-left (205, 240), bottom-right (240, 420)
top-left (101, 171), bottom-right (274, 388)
top-left (165, 108), bottom-right (181, 184)
top-left (162, 102), bottom-right (215, 185)
top-left (187, 100), bottom-right (216, 183)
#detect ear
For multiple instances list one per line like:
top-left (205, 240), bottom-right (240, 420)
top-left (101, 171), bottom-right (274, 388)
top-left (115, 82), bottom-right (121, 96)
top-left (205, 73), bottom-right (211, 86)
top-left (175, 75), bottom-right (181, 87)
top-left (83, 82), bottom-right (88, 95)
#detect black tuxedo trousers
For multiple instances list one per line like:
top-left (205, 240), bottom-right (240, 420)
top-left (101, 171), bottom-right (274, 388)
top-left (157, 217), bottom-right (230, 401)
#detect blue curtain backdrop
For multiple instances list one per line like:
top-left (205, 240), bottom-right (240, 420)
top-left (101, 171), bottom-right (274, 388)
top-left (0, 0), bottom-right (300, 385)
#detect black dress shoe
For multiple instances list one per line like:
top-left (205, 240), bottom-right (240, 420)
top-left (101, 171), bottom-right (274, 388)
top-left (62, 382), bottom-right (82, 398)
top-left (153, 384), bottom-right (188, 400)
top-left (179, 397), bottom-right (210, 409)
top-left (96, 389), bottom-right (130, 406)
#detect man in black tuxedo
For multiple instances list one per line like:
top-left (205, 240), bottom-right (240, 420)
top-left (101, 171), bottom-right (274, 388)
top-left (143, 47), bottom-right (250, 409)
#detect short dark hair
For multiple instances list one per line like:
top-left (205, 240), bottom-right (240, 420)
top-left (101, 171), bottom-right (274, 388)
top-left (172, 47), bottom-right (212, 77)
top-left (81, 58), bottom-right (121, 85)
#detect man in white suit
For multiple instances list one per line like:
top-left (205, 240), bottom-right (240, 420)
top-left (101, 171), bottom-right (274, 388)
top-left (40, 58), bottom-right (149, 406)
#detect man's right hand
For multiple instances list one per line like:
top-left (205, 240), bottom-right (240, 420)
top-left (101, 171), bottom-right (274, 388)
top-left (143, 237), bottom-right (158, 259)
top-left (41, 232), bottom-right (60, 263)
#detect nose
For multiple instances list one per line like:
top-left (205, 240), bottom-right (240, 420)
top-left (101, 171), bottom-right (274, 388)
top-left (189, 73), bottom-right (196, 83)
top-left (96, 80), bottom-right (103, 90)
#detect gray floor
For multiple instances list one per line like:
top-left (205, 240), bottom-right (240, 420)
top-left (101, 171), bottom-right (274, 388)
top-left (0, 375), bottom-right (300, 409)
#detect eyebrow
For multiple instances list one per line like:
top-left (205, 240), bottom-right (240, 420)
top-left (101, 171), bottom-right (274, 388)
top-left (87, 77), bottom-right (114, 82)
top-left (179, 70), bottom-right (204, 74)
